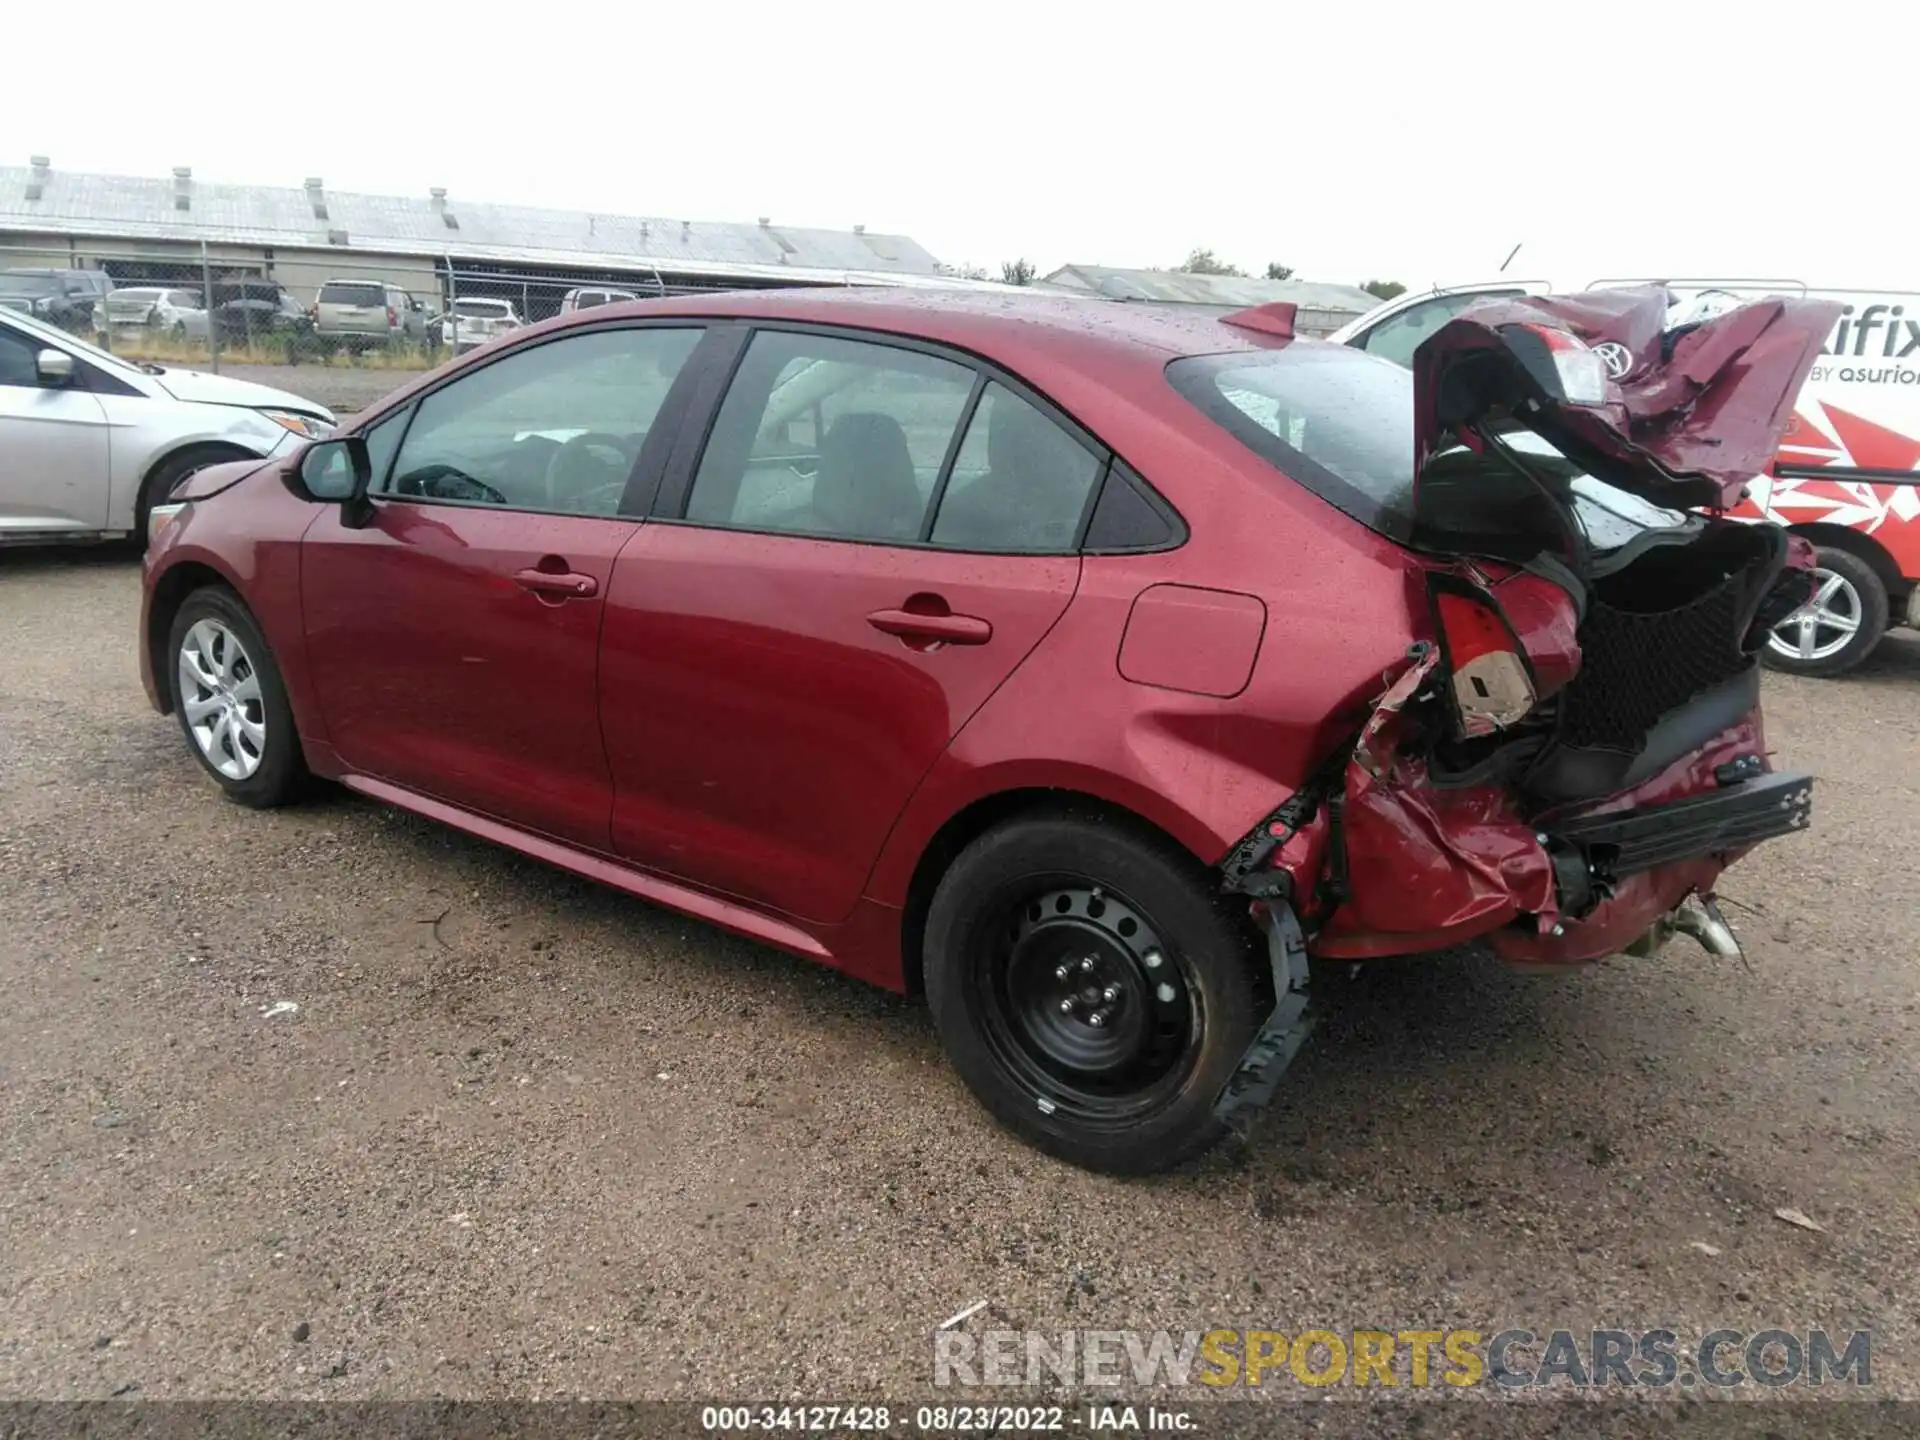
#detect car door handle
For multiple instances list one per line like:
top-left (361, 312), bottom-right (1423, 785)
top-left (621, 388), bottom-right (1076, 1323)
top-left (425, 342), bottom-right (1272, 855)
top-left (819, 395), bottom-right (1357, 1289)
top-left (865, 608), bottom-right (992, 645)
top-left (513, 567), bottom-right (599, 599)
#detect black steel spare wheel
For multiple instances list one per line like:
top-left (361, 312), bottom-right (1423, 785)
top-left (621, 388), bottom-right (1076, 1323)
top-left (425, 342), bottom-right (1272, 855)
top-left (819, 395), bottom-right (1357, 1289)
top-left (984, 885), bottom-right (1199, 1123)
top-left (924, 814), bottom-right (1263, 1174)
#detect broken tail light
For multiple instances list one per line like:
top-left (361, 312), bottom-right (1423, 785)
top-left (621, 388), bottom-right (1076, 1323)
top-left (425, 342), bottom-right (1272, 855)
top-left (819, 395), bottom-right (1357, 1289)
top-left (1432, 582), bottom-right (1537, 738)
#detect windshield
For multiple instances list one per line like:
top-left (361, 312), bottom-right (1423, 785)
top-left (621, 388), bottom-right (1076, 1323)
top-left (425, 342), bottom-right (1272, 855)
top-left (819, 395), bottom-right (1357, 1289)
top-left (452, 299), bottom-right (508, 317)
top-left (0, 274), bottom-right (61, 297)
top-left (1166, 345), bottom-right (1686, 560)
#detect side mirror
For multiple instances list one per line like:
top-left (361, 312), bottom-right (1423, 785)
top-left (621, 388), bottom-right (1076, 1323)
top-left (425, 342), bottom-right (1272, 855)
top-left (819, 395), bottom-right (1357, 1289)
top-left (36, 349), bottom-right (74, 386)
top-left (296, 436), bottom-right (375, 526)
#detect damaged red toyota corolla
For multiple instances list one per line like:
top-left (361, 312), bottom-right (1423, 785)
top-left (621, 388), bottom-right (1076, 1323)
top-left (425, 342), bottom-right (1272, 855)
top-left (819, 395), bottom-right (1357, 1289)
top-left (139, 284), bottom-right (1834, 1174)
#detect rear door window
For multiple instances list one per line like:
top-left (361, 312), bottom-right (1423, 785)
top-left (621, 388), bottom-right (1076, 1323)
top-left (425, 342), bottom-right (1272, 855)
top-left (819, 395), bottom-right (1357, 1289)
top-left (683, 330), bottom-right (976, 542)
top-left (929, 383), bottom-right (1104, 552)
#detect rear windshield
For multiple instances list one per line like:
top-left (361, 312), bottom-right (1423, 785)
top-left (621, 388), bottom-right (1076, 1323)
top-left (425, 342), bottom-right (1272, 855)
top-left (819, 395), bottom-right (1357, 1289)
top-left (1168, 346), bottom-right (1418, 538)
top-left (0, 274), bottom-right (61, 297)
top-left (1166, 346), bottom-right (1684, 559)
top-left (452, 299), bottom-right (509, 317)
top-left (319, 282), bottom-right (386, 306)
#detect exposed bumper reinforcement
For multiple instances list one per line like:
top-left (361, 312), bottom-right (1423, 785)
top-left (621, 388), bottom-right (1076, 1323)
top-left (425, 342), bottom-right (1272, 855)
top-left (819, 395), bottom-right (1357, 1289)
top-left (1213, 902), bottom-right (1312, 1134)
top-left (1548, 769), bottom-right (1813, 879)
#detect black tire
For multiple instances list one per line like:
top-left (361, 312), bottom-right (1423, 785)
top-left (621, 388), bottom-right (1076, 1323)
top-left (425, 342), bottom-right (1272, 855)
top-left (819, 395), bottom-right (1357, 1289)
top-left (924, 813), bottom-right (1263, 1174)
top-left (135, 445), bottom-right (252, 550)
top-left (1760, 546), bottom-right (1889, 678)
top-left (166, 587), bottom-right (307, 809)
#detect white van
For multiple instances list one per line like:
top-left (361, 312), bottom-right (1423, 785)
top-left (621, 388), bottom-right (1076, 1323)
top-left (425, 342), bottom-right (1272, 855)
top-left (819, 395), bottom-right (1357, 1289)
top-left (1332, 279), bottom-right (1920, 676)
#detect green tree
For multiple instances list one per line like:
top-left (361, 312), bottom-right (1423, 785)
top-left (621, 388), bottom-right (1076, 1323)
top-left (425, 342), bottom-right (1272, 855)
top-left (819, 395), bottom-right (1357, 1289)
top-left (1264, 262), bottom-right (1295, 281)
top-left (1178, 248), bottom-right (1246, 277)
top-left (1000, 258), bottom-right (1036, 286)
top-left (1361, 279), bottom-right (1407, 301)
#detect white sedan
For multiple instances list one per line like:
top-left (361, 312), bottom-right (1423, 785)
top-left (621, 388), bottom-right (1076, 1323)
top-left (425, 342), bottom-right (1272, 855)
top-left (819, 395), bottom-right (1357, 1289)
top-left (0, 306), bottom-right (335, 546)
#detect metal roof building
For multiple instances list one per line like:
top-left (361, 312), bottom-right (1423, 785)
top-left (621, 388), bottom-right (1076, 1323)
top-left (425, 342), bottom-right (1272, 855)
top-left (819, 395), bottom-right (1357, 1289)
top-left (1042, 265), bottom-right (1380, 335)
top-left (0, 157), bottom-right (947, 294)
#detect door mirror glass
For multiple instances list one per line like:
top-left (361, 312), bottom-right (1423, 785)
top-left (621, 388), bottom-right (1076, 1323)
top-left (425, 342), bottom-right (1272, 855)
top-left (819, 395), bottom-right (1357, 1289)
top-left (299, 436), bottom-right (372, 501)
top-left (35, 349), bottom-right (74, 386)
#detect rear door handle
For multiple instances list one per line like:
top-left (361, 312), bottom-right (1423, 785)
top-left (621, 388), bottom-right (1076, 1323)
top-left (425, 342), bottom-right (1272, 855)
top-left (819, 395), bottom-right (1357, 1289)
top-left (865, 608), bottom-right (992, 645)
top-left (513, 567), bottom-right (599, 599)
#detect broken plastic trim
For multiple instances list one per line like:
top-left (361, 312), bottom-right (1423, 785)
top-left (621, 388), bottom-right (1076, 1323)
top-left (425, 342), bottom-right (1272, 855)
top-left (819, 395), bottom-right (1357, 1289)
top-left (1213, 900), bottom-right (1311, 1135)
top-left (1216, 699), bottom-right (1386, 899)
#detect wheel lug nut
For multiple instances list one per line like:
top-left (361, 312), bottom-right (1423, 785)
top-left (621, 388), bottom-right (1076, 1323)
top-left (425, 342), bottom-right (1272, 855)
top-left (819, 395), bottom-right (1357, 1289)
top-left (1079, 957), bottom-right (1095, 973)
top-left (1055, 964), bottom-right (1070, 981)
top-left (1143, 950), bottom-right (1163, 969)
top-left (1088, 1012), bottom-right (1106, 1027)
top-left (1102, 984), bottom-right (1120, 1002)
top-left (1058, 997), bottom-right (1074, 1013)
top-left (1156, 983), bottom-right (1177, 1003)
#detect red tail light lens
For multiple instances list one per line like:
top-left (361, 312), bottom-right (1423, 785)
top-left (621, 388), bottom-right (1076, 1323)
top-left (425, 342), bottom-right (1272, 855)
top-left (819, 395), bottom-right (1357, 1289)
top-left (1433, 587), bottom-right (1537, 737)
top-left (387, 305), bottom-right (398, 326)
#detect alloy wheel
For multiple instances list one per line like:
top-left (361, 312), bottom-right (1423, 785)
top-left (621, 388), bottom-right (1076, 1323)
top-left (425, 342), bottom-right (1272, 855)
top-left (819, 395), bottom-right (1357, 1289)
top-left (177, 618), bottom-right (266, 780)
top-left (1767, 567), bottom-right (1863, 664)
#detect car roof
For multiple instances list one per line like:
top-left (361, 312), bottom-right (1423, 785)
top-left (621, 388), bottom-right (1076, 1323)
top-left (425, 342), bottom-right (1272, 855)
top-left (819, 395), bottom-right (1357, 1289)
top-left (559, 286), bottom-right (1279, 376)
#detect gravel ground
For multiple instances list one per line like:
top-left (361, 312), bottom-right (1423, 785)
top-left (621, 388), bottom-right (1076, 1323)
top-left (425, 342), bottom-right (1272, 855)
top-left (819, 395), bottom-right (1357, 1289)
top-left (1, 550), bottom-right (1915, 1416)
top-left (218, 363), bottom-right (421, 416)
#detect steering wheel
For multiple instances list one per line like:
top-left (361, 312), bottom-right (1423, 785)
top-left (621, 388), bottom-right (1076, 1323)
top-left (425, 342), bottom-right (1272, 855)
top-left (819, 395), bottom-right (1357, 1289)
top-left (544, 432), bottom-right (635, 512)
top-left (393, 463), bottom-right (508, 507)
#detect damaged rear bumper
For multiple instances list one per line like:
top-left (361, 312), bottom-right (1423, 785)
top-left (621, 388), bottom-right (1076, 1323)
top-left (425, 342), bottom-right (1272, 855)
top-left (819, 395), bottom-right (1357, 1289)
top-left (1546, 768), bottom-right (1811, 894)
top-left (1490, 768), bottom-right (1813, 966)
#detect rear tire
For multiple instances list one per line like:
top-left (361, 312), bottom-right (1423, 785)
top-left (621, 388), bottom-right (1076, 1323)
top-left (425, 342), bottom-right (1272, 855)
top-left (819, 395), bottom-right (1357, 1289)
top-left (167, 587), bottom-right (306, 808)
top-left (1762, 546), bottom-right (1889, 678)
top-left (924, 813), bottom-right (1262, 1174)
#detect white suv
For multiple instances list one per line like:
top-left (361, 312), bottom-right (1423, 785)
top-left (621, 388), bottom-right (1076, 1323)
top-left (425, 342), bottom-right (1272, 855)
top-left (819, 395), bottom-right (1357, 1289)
top-left (0, 306), bottom-right (334, 546)
top-left (438, 297), bottom-right (523, 354)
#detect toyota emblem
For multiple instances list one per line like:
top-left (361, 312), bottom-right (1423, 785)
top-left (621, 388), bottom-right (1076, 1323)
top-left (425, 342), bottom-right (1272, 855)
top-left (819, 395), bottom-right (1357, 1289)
top-left (1593, 341), bottom-right (1633, 379)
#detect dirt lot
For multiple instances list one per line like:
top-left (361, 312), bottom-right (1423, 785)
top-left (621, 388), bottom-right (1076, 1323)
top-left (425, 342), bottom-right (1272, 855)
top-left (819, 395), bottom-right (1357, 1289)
top-left (1, 549), bottom-right (1915, 1413)
top-left (220, 362), bottom-right (418, 417)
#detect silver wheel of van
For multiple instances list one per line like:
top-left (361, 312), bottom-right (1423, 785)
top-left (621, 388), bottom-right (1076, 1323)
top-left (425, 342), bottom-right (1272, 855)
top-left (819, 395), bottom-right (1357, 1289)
top-left (1768, 566), bottom-right (1862, 664)
top-left (1760, 546), bottom-right (1890, 679)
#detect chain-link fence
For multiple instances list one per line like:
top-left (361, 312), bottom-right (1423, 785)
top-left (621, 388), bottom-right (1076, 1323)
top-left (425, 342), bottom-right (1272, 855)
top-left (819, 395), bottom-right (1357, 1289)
top-left (0, 238), bottom-right (776, 377)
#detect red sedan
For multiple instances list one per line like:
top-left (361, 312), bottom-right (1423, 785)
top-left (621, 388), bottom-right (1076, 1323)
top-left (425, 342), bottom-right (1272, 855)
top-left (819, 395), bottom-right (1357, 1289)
top-left (141, 285), bottom-right (1831, 1173)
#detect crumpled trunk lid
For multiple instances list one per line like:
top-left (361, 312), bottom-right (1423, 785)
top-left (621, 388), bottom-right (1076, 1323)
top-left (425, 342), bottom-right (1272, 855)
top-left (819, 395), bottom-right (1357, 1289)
top-left (1413, 285), bottom-right (1841, 515)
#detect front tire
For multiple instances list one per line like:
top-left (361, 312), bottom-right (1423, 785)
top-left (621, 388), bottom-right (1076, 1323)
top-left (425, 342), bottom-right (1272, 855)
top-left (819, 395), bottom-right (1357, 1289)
top-left (168, 588), bottom-right (306, 808)
top-left (924, 813), bottom-right (1262, 1174)
top-left (1762, 546), bottom-right (1889, 677)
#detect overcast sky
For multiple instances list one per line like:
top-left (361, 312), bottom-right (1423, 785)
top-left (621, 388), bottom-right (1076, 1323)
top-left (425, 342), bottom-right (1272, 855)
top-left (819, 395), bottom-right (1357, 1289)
top-left (4, 0), bottom-right (1902, 288)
